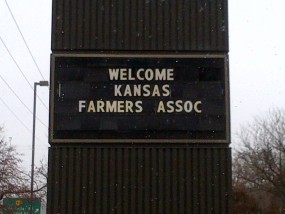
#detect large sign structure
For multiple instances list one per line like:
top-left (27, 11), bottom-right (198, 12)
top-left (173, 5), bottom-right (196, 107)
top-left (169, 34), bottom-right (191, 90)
top-left (50, 54), bottom-right (229, 143)
top-left (48, 0), bottom-right (232, 213)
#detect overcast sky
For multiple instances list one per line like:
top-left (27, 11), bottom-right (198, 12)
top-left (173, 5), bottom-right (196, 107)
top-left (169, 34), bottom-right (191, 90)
top-left (0, 0), bottom-right (285, 169)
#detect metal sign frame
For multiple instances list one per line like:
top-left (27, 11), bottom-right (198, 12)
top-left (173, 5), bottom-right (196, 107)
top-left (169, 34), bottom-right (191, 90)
top-left (50, 53), bottom-right (230, 143)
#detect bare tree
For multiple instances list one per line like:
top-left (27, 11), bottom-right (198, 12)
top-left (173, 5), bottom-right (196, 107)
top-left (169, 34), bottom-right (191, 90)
top-left (0, 129), bottom-right (30, 201)
top-left (232, 181), bottom-right (260, 214)
top-left (233, 109), bottom-right (285, 213)
top-left (34, 160), bottom-right (48, 204)
top-left (0, 127), bottom-right (47, 210)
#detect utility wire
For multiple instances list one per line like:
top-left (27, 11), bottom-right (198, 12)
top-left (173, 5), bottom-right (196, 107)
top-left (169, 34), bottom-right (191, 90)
top-left (0, 97), bottom-right (48, 146)
top-left (0, 75), bottom-right (48, 128)
top-left (4, 0), bottom-right (46, 80)
top-left (0, 36), bottom-right (49, 111)
top-left (0, 97), bottom-right (32, 132)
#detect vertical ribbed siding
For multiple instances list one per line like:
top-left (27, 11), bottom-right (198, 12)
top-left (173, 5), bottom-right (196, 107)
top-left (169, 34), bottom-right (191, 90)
top-left (51, 0), bottom-right (228, 51)
top-left (49, 0), bottom-right (231, 213)
top-left (47, 146), bottom-right (232, 213)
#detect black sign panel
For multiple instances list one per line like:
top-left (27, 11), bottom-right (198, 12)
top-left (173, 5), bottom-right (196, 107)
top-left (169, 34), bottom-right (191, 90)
top-left (50, 54), bottom-right (229, 143)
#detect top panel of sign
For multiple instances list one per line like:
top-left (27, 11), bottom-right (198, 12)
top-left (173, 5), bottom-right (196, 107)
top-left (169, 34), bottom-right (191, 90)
top-left (50, 54), bottom-right (229, 143)
top-left (52, 0), bottom-right (228, 51)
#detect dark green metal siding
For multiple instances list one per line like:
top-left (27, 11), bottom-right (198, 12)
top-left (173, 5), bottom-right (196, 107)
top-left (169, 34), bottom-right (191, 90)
top-left (51, 0), bottom-right (228, 51)
top-left (49, 0), bottom-right (231, 213)
top-left (47, 146), bottom-right (232, 213)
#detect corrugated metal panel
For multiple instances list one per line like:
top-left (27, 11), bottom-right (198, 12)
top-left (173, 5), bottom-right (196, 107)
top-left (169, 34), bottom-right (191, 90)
top-left (51, 0), bottom-right (228, 51)
top-left (47, 145), bottom-right (232, 213)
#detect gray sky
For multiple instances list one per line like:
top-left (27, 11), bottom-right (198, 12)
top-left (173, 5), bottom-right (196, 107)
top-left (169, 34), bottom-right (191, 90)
top-left (0, 0), bottom-right (51, 168)
top-left (0, 0), bottom-right (285, 169)
top-left (229, 0), bottom-right (285, 138)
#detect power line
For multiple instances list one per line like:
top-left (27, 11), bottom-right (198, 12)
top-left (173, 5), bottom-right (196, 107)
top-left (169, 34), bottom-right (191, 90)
top-left (0, 36), bottom-right (33, 88)
top-left (0, 35), bottom-right (49, 111)
top-left (0, 97), bottom-right (31, 132)
top-left (0, 74), bottom-right (48, 128)
top-left (0, 97), bottom-right (49, 147)
top-left (4, 0), bottom-right (46, 80)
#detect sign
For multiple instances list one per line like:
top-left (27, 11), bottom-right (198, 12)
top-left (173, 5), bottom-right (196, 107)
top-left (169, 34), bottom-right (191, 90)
top-left (3, 198), bottom-right (41, 214)
top-left (50, 54), bottom-right (229, 143)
